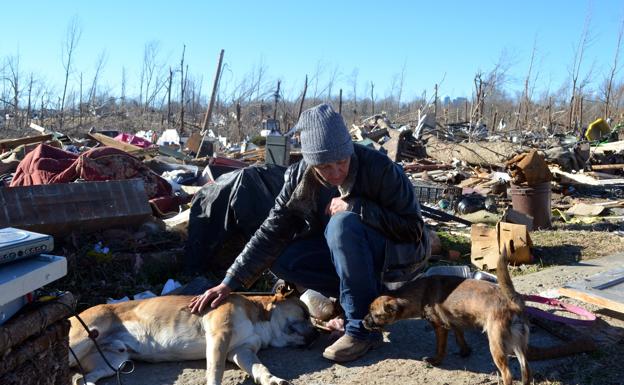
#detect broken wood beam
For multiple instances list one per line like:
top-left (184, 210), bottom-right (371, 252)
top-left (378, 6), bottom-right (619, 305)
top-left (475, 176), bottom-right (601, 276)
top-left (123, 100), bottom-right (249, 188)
top-left (88, 132), bottom-right (145, 154)
top-left (0, 134), bottom-right (53, 152)
top-left (425, 135), bottom-right (527, 167)
top-left (558, 286), bottom-right (624, 314)
top-left (591, 164), bottom-right (624, 171)
top-left (403, 163), bottom-right (452, 172)
top-left (527, 316), bottom-right (597, 361)
top-left (0, 292), bottom-right (74, 355)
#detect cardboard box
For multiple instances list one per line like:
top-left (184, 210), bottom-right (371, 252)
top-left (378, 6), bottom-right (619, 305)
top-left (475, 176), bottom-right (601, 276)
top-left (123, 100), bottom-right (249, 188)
top-left (471, 222), bottom-right (533, 270)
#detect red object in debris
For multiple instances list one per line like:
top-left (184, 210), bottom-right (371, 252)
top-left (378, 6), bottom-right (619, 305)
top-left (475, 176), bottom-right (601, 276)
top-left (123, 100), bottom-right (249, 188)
top-left (10, 144), bottom-right (171, 200)
top-left (210, 156), bottom-right (247, 169)
top-left (114, 133), bottom-right (155, 149)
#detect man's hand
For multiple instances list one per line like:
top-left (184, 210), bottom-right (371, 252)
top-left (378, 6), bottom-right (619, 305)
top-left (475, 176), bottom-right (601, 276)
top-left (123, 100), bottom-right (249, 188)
top-left (325, 197), bottom-right (349, 216)
top-left (188, 283), bottom-right (232, 313)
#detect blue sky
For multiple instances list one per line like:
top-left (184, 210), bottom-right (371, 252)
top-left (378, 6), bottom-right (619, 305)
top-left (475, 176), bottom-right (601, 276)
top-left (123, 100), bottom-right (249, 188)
top-left (2, 0), bottom-right (623, 102)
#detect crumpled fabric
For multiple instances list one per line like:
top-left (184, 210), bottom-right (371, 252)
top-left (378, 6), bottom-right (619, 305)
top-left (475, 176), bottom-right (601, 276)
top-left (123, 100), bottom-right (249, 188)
top-left (10, 143), bottom-right (172, 200)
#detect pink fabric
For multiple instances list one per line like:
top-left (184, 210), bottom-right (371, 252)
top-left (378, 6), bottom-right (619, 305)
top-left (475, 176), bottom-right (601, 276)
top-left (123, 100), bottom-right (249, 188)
top-left (114, 133), bottom-right (154, 149)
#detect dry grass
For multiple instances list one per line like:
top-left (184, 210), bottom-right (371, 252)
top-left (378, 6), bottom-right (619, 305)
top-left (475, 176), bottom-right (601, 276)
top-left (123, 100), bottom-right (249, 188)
top-left (531, 229), bottom-right (624, 263)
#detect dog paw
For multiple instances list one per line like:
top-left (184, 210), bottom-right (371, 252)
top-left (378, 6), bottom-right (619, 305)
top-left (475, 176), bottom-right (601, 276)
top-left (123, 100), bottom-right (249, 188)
top-left (423, 356), bottom-right (442, 366)
top-left (268, 376), bottom-right (291, 385)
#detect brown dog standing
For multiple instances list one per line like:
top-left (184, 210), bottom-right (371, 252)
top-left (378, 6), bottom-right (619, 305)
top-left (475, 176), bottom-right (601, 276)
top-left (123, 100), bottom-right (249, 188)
top-left (363, 247), bottom-right (530, 385)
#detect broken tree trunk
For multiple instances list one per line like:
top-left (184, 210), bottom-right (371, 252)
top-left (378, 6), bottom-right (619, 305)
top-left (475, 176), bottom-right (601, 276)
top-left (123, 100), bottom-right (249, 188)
top-left (425, 136), bottom-right (527, 167)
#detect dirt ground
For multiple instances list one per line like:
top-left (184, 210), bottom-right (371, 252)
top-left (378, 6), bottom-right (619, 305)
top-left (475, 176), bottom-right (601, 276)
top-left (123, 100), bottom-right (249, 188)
top-left (72, 252), bottom-right (624, 385)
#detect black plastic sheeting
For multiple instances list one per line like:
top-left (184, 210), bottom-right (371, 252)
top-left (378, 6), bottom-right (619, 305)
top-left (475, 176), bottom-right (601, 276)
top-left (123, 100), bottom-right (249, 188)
top-left (185, 164), bottom-right (287, 275)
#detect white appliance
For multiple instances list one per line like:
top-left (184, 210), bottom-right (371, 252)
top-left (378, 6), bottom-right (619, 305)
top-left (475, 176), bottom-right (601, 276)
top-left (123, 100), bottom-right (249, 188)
top-left (0, 254), bottom-right (67, 325)
top-left (0, 227), bottom-right (54, 265)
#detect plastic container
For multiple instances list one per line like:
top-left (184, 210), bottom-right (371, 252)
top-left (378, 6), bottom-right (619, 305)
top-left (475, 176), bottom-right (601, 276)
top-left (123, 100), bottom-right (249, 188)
top-left (412, 180), bottom-right (462, 204)
top-left (509, 182), bottom-right (552, 229)
top-left (585, 118), bottom-right (611, 141)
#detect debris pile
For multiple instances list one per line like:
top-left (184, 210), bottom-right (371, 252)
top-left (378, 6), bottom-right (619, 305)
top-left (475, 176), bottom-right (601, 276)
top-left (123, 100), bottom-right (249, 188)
top-left (2, 112), bottom-right (624, 332)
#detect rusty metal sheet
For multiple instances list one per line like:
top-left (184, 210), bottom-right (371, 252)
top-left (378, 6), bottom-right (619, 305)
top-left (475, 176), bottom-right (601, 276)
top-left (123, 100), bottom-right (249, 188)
top-left (0, 179), bottom-right (152, 236)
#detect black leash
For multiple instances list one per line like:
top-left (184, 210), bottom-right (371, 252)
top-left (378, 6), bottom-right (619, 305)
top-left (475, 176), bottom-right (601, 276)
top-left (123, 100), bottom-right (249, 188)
top-left (51, 294), bottom-right (134, 385)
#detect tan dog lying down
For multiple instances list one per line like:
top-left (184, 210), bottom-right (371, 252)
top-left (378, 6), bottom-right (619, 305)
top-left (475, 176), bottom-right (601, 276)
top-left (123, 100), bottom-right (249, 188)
top-left (69, 293), bottom-right (317, 385)
top-left (363, 247), bottom-right (530, 385)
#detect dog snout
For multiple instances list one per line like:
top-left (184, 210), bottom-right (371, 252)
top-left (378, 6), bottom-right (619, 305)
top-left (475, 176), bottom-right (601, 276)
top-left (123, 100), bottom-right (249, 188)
top-left (362, 314), bottom-right (379, 331)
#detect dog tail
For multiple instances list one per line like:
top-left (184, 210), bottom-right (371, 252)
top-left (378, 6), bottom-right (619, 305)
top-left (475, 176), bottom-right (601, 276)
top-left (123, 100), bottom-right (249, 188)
top-left (497, 242), bottom-right (524, 312)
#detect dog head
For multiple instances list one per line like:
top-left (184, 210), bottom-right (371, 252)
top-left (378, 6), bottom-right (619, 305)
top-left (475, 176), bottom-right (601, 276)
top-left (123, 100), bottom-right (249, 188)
top-left (363, 295), bottom-right (405, 331)
top-left (269, 296), bottom-right (319, 348)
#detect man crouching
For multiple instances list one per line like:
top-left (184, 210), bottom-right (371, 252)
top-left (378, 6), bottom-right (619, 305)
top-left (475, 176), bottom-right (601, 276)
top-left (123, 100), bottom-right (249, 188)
top-left (189, 103), bottom-right (430, 362)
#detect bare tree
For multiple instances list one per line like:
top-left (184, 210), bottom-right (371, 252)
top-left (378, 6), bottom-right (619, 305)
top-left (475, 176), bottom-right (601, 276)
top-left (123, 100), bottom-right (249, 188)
top-left (568, 12), bottom-right (593, 131)
top-left (602, 15), bottom-right (624, 119)
top-left (140, 41), bottom-right (166, 112)
top-left (4, 55), bottom-right (20, 128)
top-left (120, 66), bottom-right (127, 111)
top-left (298, 75), bottom-right (308, 119)
top-left (326, 65), bottom-right (340, 101)
top-left (397, 60), bottom-right (407, 116)
top-left (370, 81), bottom-right (375, 115)
top-left (60, 17), bottom-right (81, 129)
top-left (310, 60), bottom-right (328, 100)
top-left (516, 37), bottom-right (540, 129)
top-left (25, 73), bottom-right (36, 126)
top-left (166, 67), bottom-right (173, 125)
top-left (88, 50), bottom-right (107, 111)
top-left (253, 58), bottom-right (268, 102)
top-left (349, 68), bottom-right (359, 121)
top-left (180, 45), bottom-right (187, 133)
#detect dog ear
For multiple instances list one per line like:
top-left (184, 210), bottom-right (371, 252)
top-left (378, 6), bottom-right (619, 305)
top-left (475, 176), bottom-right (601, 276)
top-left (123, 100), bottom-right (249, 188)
top-left (383, 299), bottom-right (400, 314)
top-left (274, 284), bottom-right (295, 299)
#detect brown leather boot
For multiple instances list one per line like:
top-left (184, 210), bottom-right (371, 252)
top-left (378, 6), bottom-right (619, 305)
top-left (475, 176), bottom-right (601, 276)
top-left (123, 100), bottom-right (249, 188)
top-left (322, 334), bottom-right (382, 362)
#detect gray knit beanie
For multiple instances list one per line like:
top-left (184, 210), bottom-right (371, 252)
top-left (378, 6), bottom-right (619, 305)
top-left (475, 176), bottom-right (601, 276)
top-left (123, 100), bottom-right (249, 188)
top-left (296, 103), bottom-right (354, 165)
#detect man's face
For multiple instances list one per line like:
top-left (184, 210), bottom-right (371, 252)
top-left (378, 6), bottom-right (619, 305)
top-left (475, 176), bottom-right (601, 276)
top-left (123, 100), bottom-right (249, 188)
top-left (313, 157), bottom-right (351, 186)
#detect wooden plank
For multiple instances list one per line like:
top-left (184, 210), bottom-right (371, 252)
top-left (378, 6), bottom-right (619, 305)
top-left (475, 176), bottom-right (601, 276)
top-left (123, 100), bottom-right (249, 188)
top-left (158, 144), bottom-right (193, 161)
top-left (551, 168), bottom-right (624, 186)
top-left (591, 140), bottom-right (624, 154)
top-left (559, 267), bottom-right (624, 314)
top-left (591, 164), bottom-right (624, 170)
top-left (29, 122), bottom-right (47, 133)
top-left (0, 293), bottom-right (74, 354)
top-left (558, 287), bottom-right (624, 314)
top-left (0, 134), bottom-right (53, 151)
top-left (88, 132), bottom-right (144, 154)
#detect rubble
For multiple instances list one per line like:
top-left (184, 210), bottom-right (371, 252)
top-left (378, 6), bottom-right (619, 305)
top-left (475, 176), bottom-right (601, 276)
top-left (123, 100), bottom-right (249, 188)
top-left (2, 110), bottom-right (624, 378)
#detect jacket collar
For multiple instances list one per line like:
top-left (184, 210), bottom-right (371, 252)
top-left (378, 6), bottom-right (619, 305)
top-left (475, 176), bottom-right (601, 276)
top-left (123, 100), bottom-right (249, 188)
top-left (338, 152), bottom-right (358, 199)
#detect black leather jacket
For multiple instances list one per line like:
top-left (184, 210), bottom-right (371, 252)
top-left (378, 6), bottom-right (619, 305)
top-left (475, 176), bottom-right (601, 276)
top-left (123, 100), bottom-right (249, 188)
top-left (225, 144), bottom-right (429, 288)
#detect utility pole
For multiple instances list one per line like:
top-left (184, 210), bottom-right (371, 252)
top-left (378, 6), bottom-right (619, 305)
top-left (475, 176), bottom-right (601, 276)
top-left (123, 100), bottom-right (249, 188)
top-left (273, 80), bottom-right (280, 121)
top-left (197, 49), bottom-right (225, 158)
top-left (201, 49), bottom-right (225, 132)
top-left (338, 89), bottom-right (343, 114)
top-left (298, 75), bottom-right (308, 120)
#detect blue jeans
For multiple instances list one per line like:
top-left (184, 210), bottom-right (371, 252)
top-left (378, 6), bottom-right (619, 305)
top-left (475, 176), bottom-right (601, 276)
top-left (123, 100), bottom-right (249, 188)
top-left (271, 211), bottom-right (386, 340)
